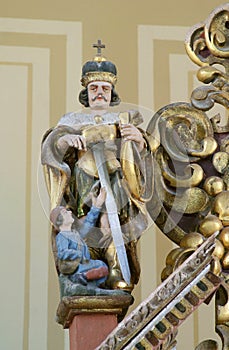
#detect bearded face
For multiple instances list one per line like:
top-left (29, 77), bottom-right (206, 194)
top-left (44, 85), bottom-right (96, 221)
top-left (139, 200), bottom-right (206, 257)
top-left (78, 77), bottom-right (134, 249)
top-left (87, 81), bottom-right (112, 110)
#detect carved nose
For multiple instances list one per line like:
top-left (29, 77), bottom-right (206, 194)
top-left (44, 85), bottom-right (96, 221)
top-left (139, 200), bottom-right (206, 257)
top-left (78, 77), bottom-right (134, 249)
top-left (97, 86), bottom-right (103, 94)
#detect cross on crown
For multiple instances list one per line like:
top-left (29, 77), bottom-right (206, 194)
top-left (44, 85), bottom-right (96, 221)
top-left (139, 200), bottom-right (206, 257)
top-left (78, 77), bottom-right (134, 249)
top-left (93, 39), bottom-right (105, 56)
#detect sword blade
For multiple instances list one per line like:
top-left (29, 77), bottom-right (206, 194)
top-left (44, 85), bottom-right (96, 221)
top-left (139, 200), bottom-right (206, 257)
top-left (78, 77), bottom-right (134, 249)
top-left (92, 143), bottom-right (131, 285)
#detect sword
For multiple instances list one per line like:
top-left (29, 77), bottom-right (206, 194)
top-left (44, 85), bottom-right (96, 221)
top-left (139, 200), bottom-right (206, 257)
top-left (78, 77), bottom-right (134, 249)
top-left (92, 142), bottom-right (131, 285)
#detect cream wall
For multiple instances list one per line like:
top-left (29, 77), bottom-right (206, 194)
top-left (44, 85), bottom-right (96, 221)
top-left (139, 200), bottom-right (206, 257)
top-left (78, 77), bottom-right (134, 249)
top-left (0, 1), bottom-right (224, 349)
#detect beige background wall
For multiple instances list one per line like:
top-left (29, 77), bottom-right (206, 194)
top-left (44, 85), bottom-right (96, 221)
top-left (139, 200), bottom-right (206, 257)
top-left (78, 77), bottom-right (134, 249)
top-left (0, 1), bottom-right (224, 349)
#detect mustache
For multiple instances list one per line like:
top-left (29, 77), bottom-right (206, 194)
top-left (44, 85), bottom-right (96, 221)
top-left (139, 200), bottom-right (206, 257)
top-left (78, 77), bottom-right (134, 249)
top-left (92, 94), bottom-right (108, 102)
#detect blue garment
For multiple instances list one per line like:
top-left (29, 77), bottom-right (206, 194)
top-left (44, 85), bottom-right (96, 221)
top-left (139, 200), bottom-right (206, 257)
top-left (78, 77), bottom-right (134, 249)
top-left (56, 206), bottom-right (107, 286)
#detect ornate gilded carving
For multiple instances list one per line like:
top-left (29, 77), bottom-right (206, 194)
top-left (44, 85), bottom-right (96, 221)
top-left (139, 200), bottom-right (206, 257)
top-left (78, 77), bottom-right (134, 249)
top-left (145, 4), bottom-right (229, 349)
top-left (96, 235), bottom-right (221, 350)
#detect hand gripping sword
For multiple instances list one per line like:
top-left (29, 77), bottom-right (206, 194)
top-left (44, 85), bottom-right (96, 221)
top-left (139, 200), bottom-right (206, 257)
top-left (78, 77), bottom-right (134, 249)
top-left (92, 142), bottom-right (131, 285)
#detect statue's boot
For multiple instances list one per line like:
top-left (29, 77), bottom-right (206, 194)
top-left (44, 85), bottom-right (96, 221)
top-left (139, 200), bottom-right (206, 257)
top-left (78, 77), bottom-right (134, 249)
top-left (105, 243), bottom-right (133, 292)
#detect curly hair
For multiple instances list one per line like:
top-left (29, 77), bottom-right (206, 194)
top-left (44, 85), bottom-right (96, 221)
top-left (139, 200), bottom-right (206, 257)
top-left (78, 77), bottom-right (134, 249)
top-left (78, 87), bottom-right (121, 107)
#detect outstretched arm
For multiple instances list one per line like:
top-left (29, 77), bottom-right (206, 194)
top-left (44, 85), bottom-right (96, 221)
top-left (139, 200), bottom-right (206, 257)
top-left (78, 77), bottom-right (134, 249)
top-left (79, 188), bottom-right (107, 239)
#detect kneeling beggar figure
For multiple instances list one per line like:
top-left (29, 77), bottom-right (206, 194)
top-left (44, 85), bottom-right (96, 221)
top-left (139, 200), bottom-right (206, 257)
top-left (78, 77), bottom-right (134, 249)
top-left (49, 188), bottom-right (114, 296)
top-left (41, 41), bottom-right (153, 295)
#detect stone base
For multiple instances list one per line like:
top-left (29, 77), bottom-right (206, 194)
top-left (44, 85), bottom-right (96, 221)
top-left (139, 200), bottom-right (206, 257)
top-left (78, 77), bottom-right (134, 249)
top-left (56, 294), bottom-right (133, 350)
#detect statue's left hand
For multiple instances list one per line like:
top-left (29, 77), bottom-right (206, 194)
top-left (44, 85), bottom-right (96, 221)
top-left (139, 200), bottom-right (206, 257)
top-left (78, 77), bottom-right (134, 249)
top-left (120, 124), bottom-right (145, 152)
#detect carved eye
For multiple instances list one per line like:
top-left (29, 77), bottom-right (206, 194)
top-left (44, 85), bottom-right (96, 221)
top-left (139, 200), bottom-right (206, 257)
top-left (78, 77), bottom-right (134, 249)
top-left (89, 85), bottom-right (97, 92)
top-left (102, 86), bottom-right (111, 93)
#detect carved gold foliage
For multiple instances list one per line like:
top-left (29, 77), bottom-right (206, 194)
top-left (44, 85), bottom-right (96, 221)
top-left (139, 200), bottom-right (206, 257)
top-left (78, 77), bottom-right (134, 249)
top-left (205, 6), bottom-right (229, 59)
top-left (147, 3), bottom-right (229, 243)
top-left (156, 175), bottom-right (209, 214)
top-left (185, 4), bottom-right (229, 67)
top-left (191, 66), bottom-right (229, 112)
top-left (147, 102), bottom-right (218, 221)
top-left (156, 148), bottom-right (204, 188)
top-left (152, 103), bottom-right (216, 162)
top-left (214, 191), bottom-right (229, 227)
top-left (185, 4), bottom-right (229, 131)
top-left (147, 5), bottom-right (229, 347)
top-left (213, 152), bottom-right (229, 174)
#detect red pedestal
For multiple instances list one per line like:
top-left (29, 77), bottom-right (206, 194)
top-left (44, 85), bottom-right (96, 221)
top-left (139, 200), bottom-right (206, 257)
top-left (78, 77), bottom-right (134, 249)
top-left (56, 295), bottom-right (133, 350)
top-left (69, 313), bottom-right (117, 350)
